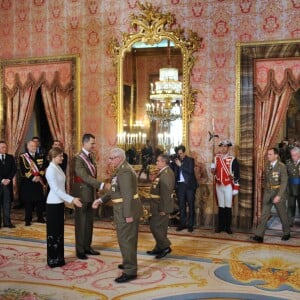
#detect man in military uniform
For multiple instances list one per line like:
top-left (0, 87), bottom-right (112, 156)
top-left (211, 140), bottom-right (240, 234)
top-left (251, 148), bottom-right (291, 243)
top-left (148, 154), bottom-right (175, 259)
top-left (19, 140), bottom-right (47, 226)
top-left (73, 133), bottom-right (107, 260)
top-left (93, 148), bottom-right (142, 283)
top-left (285, 147), bottom-right (300, 227)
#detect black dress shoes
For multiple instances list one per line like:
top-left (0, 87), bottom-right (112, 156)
top-left (4, 224), bottom-right (16, 228)
top-left (188, 227), bottom-right (193, 232)
top-left (176, 226), bottom-right (186, 231)
top-left (146, 249), bottom-right (160, 255)
top-left (48, 261), bottom-right (66, 268)
top-left (226, 228), bottom-right (233, 234)
top-left (155, 247), bottom-right (172, 259)
top-left (118, 264), bottom-right (124, 269)
top-left (115, 273), bottom-right (137, 283)
top-left (85, 248), bottom-right (100, 255)
top-left (77, 253), bottom-right (88, 260)
top-left (37, 218), bottom-right (46, 224)
top-left (215, 228), bottom-right (223, 233)
top-left (25, 222), bottom-right (31, 226)
top-left (281, 234), bottom-right (291, 241)
top-left (250, 235), bottom-right (264, 243)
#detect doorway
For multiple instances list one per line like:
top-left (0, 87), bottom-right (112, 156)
top-left (23, 87), bottom-right (52, 153)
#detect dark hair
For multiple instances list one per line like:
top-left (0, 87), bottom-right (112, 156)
top-left (268, 147), bottom-right (279, 155)
top-left (177, 145), bottom-right (186, 153)
top-left (158, 154), bottom-right (170, 164)
top-left (0, 140), bottom-right (6, 144)
top-left (32, 136), bottom-right (40, 141)
top-left (48, 147), bottom-right (63, 160)
top-left (82, 133), bottom-right (95, 144)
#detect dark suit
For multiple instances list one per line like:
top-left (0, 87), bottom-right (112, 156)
top-left (150, 166), bottom-right (175, 251)
top-left (0, 154), bottom-right (17, 226)
top-left (173, 156), bottom-right (198, 228)
top-left (19, 152), bottom-right (47, 223)
top-left (73, 151), bottom-right (103, 255)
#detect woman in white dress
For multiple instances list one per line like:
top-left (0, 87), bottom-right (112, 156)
top-left (46, 147), bottom-right (82, 268)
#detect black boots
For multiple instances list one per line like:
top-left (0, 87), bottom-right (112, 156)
top-left (215, 207), bottom-right (225, 233)
top-left (224, 207), bottom-right (233, 234)
top-left (215, 207), bottom-right (233, 234)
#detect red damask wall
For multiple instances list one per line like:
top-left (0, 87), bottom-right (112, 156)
top-left (0, 0), bottom-right (299, 180)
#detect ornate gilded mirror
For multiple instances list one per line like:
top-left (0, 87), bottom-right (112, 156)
top-left (109, 2), bottom-right (201, 163)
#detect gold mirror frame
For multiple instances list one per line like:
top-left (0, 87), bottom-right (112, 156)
top-left (108, 2), bottom-right (202, 149)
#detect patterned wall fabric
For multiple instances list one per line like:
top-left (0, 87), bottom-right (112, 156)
top-left (0, 0), bottom-right (299, 227)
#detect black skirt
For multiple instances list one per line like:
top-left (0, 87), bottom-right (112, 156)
top-left (46, 203), bottom-right (65, 267)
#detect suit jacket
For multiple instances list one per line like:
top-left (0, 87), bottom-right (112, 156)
top-left (0, 153), bottom-right (17, 198)
top-left (174, 156), bottom-right (198, 189)
top-left (72, 151), bottom-right (103, 202)
top-left (150, 166), bottom-right (175, 214)
top-left (264, 160), bottom-right (288, 199)
top-left (46, 162), bottom-right (73, 204)
top-left (102, 160), bottom-right (142, 220)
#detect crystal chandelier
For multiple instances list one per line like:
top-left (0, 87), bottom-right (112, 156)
top-left (146, 42), bottom-right (183, 123)
top-left (146, 69), bottom-right (182, 122)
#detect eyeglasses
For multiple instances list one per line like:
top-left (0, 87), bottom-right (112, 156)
top-left (109, 156), bottom-right (119, 160)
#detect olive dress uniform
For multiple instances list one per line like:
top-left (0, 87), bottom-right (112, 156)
top-left (286, 159), bottom-right (300, 226)
top-left (102, 161), bottom-right (142, 276)
top-left (255, 160), bottom-right (290, 238)
top-left (73, 151), bottom-right (104, 256)
top-left (149, 166), bottom-right (175, 252)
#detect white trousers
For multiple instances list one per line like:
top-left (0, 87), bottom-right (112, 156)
top-left (216, 184), bottom-right (232, 208)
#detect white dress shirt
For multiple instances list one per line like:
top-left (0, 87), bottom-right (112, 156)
top-left (46, 162), bottom-right (74, 204)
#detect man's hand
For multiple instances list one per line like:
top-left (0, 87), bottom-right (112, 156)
top-left (125, 217), bottom-right (133, 223)
top-left (232, 190), bottom-right (239, 196)
top-left (104, 183), bottom-right (111, 190)
top-left (175, 158), bottom-right (181, 167)
top-left (159, 212), bottom-right (166, 216)
top-left (73, 198), bottom-right (82, 208)
top-left (92, 199), bottom-right (102, 209)
top-left (273, 195), bottom-right (280, 204)
top-left (1, 179), bottom-right (10, 186)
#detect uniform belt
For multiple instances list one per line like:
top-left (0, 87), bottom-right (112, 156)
top-left (112, 194), bottom-right (139, 203)
top-left (289, 178), bottom-right (300, 185)
top-left (150, 194), bottom-right (160, 199)
top-left (267, 185), bottom-right (281, 190)
top-left (74, 176), bottom-right (84, 183)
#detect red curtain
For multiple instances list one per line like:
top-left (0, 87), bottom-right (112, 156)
top-left (5, 76), bottom-right (38, 155)
top-left (254, 69), bottom-right (300, 225)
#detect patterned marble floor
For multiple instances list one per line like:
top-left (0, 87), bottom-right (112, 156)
top-left (0, 219), bottom-right (300, 300)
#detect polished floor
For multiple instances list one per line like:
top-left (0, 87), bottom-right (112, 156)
top-left (0, 213), bottom-right (299, 300)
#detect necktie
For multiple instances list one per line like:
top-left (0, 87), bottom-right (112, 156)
top-left (1, 154), bottom-right (4, 163)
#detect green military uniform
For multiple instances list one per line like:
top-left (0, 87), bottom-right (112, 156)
top-left (73, 151), bottom-right (103, 255)
top-left (149, 166), bottom-right (175, 251)
top-left (255, 160), bottom-right (290, 237)
top-left (285, 159), bottom-right (300, 226)
top-left (102, 160), bottom-right (142, 276)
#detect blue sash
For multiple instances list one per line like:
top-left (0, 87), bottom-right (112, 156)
top-left (289, 177), bottom-right (300, 185)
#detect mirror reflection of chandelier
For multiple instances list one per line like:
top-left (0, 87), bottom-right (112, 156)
top-left (146, 43), bottom-right (183, 123)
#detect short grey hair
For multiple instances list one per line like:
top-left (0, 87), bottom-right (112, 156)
top-left (291, 147), bottom-right (300, 154)
top-left (110, 147), bottom-right (126, 160)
